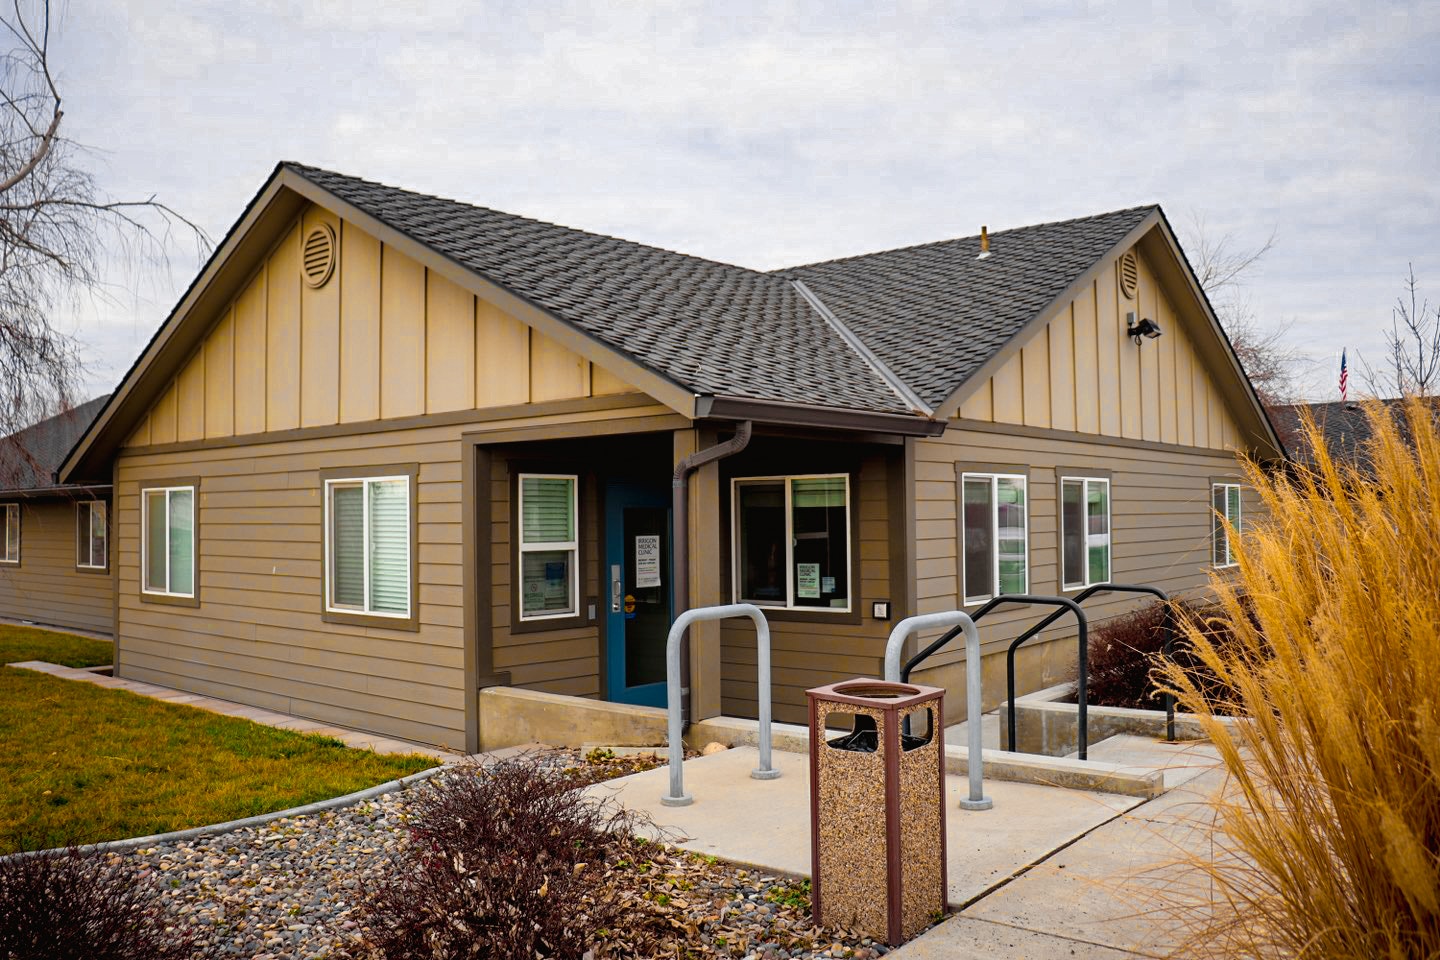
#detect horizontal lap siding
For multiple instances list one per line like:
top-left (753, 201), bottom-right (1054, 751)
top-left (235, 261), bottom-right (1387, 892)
top-left (114, 402), bottom-right (665, 750)
top-left (911, 427), bottom-right (1250, 700)
top-left (720, 454), bottom-right (893, 725)
top-left (0, 498), bottom-right (112, 635)
top-left (488, 453), bottom-right (602, 698)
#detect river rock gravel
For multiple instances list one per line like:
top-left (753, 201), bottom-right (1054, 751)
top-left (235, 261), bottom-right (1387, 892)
top-left (127, 748), bottom-right (910, 959)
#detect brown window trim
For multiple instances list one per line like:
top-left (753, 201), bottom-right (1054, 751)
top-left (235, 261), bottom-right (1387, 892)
top-left (0, 501), bottom-right (19, 567)
top-left (726, 473), bottom-right (863, 626)
top-left (138, 476), bottom-right (200, 608)
top-left (954, 462), bottom-right (1033, 611)
top-left (1054, 467), bottom-right (1114, 593)
top-left (509, 461), bottom-right (591, 636)
top-left (74, 498), bottom-right (110, 575)
top-left (319, 464), bottom-right (421, 633)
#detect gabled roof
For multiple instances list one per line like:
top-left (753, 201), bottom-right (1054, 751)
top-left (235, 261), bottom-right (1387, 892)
top-left (774, 207), bottom-right (1158, 410)
top-left (287, 164), bottom-right (910, 416)
top-left (58, 162), bottom-right (1283, 482)
top-left (0, 395), bottom-right (110, 493)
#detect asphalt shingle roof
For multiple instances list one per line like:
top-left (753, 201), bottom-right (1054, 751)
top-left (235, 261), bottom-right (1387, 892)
top-left (287, 164), bottom-right (910, 414)
top-left (288, 165), bottom-right (1161, 418)
top-left (1272, 399), bottom-right (1422, 471)
top-left (0, 395), bottom-right (110, 492)
top-left (774, 207), bottom-right (1158, 409)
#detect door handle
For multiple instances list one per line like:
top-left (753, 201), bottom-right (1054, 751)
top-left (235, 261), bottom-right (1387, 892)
top-left (610, 564), bottom-right (622, 613)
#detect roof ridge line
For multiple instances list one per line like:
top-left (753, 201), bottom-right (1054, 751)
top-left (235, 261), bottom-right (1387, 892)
top-left (282, 161), bottom-right (770, 277)
top-left (771, 204), bottom-right (1160, 274)
top-left (789, 279), bottom-right (933, 417)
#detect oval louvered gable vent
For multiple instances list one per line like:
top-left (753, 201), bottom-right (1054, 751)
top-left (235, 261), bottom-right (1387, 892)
top-left (302, 223), bottom-right (336, 288)
top-left (1118, 250), bottom-right (1139, 300)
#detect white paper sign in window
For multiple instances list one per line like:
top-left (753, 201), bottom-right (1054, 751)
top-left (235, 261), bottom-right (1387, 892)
top-left (634, 534), bottom-right (661, 588)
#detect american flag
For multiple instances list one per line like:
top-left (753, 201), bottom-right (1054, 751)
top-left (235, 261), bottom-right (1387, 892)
top-left (1339, 349), bottom-right (1348, 402)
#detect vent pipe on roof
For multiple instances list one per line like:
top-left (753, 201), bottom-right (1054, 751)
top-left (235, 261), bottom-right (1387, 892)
top-left (978, 225), bottom-right (991, 260)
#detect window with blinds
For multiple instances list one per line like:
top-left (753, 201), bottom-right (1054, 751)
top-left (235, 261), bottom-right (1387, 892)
top-left (518, 474), bottom-right (578, 621)
top-left (1, 503), bottom-right (18, 564)
top-left (1212, 483), bottom-right (1242, 568)
top-left (141, 487), bottom-right (195, 596)
top-left (325, 476), bottom-right (411, 618)
top-left (960, 473), bottom-right (1029, 604)
top-left (77, 500), bottom-right (107, 570)
top-left (732, 474), bottom-right (851, 612)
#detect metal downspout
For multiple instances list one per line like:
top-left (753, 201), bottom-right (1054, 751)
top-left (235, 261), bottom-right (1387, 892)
top-left (672, 420), bottom-right (753, 723)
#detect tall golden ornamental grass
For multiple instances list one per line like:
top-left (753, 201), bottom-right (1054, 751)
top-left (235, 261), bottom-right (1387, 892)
top-left (1161, 397), bottom-right (1440, 958)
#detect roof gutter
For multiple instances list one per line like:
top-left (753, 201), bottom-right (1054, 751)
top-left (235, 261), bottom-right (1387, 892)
top-left (672, 421), bottom-right (753, 726)
top-left (701, 396), bottom-right (945, 437)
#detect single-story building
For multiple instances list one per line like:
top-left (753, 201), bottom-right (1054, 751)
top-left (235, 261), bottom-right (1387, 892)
top-left (0, 395), bottom-right (113, 635)
top-left (56, 163), bottom-right (1281, 751)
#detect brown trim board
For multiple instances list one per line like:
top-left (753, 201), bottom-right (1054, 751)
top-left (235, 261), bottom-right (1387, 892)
top-left (278, 169), bottom-right (700, 421)
top-left (120, 394), bottom-right (663, 458)
top-left (932, 211), bottom-right (1161, 421)
top-left (317, 464), bottom-right (422, 633)
top-left (947, 417), bottom-right (1254, 459)
top-left (60, 172), bottom-right (308, 483)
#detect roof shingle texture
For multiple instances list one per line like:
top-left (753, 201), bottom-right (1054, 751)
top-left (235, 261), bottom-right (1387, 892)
top-left (287, 164), bottom-right (909, 414)
top-left (775, 207), bottom-right (1157, 409)
top-left (0, 395), bottom-right (111, 491)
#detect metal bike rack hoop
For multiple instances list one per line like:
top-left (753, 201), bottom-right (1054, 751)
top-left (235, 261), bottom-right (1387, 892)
top-left (662, 603), bottom-right (778, 807)
top-left (883, 611), bottom-right (990, 811)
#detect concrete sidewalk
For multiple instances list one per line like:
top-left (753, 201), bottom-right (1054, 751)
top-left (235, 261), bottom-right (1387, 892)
top-left (596, 734), bottom-right (1229, 958)
top-left (893, 737), bottom-right (1230, 958)
top-left (590, 744), bottom-right (1143, 909)
top-left (8, 660), bottom-right (457, 761)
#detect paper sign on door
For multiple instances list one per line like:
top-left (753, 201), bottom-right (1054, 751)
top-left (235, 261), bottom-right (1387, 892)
top-left (635, 535), bottom-right (662, 588)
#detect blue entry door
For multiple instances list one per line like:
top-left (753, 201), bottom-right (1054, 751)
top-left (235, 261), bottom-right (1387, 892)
top-left (604, 481), bottom-right (674, 707)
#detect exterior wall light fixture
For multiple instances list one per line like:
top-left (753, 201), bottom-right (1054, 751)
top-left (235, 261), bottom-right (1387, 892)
top-left (1126, 312), bottom-right (1162, 344)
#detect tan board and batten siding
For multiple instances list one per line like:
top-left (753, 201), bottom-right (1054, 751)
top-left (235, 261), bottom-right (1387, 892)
top-left (0, 499), bottom-right (112, 635)
top-left (910, 247), bottom-right (1260, 705)
top-left (116, 203), bottom-right (645, 748)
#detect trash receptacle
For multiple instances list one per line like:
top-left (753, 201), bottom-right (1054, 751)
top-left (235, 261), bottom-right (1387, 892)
top-left (807, 679), bottom-right (947, 946)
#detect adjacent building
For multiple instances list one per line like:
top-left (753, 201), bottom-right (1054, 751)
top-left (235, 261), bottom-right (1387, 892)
top-left (0, 396), bottom-right (113, 635)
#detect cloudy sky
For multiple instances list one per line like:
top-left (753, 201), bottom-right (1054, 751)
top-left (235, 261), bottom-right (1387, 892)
top-left (55, 0), bottom-right (1439, 402)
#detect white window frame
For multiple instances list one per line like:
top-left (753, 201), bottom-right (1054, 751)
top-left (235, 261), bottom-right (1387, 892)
top-left (960, 472), bottom-right (1030, 606)
top-left (1212, 483), bottom-right (1243, 569)
top-left (516, 473), bottom-right (580, 623)
top-left (323, 475), bottom-right (413, 619)
top-left (140, 485), bottom-right (195, 598)
top-left (1059, 476), bottom-right (1111, 591)
top-left (0, 502), bottom-right (18, 565)
top-left (77, 500), bottom-right (107, 570)
top-left (729, 473), bottom-right (853, 614)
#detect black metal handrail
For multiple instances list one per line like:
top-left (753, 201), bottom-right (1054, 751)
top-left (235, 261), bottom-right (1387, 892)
top-left (900, 595), bottom-right (1090, 758)
top-left (1001, 583), bottom-right (1175, 750)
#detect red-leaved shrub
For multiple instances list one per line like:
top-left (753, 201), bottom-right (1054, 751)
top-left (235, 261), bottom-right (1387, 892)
top-left (352, 757), bottom-right (645, 959)
top-left (0, 845), bottom-right (205, 960)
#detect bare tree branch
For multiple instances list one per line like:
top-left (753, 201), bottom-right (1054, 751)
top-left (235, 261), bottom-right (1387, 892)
top-left (1183, 212), bottom-right (1301, 419)
top-left (0, 0), bottom-right (210, 454)
top-left (1369, 263), bottom-right (1440, 398)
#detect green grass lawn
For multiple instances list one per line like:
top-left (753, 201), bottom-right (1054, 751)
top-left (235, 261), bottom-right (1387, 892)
top-left (0, 624), bottom-right (437, 853)
top-left (0, 623), bottom-right (114, 668)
